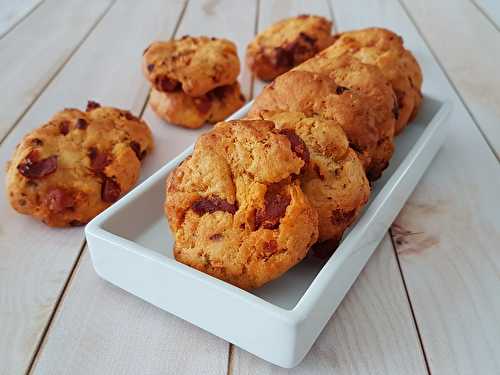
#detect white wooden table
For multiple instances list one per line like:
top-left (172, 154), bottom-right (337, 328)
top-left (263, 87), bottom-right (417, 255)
top-left (1, 1), bottom-right (499, 374)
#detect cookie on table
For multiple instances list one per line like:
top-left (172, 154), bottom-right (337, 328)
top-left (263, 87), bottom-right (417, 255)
top-left (331, 28), bottom-right (423, 134)
top-left (248, 70), bottom-right (379, 171)
top-left (6, 101), bottom-right (153, 227)
top-left (246, 14), bottom-right (333, 81)
top-left (296, 53), bottom-right (397, 180)
top-left (256, 111), bottom-right (370, 248)
top-left (165, 119), bottom-right (319, 290)
top-left (149, 82), bottom-right (246, 129)
top-left (143, 36), bottom-right (240, 97)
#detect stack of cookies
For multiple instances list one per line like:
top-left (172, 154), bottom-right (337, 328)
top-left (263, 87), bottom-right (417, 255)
top-left (143, 36), bottom-right (246, 129)
top-left (166, 26), bottom-right (423, 290)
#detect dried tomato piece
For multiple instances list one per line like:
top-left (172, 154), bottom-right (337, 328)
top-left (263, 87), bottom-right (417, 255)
top-left (45, 188), bottom-right (75, 213)
top-left (86, 100), bottom-right (101, 111)
top-left (255, 183), bottom-right (291, 230)
top-left (59, 121), bottom-right (70, 135)
top-left (156, 76), bottom-right (181, 92)
top-left (17, 151), bottom-right (57, 179)
top-left (76, 118), bottom-right (88, 129)
top-left (191, 197), bottom-right (237, 215)
top-left (101, 177), bottom-right (121, 203)
top-left (280, 129), bottom-right (310, 164)
top-left (88, 147), bottom-right (111, 172)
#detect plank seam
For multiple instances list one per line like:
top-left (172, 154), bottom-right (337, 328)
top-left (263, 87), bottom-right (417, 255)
top-left (0, 0), bottom-right (46, 40)
top-left (327, 0), bottom-right (338, 32)
top-left (388, 229), bottom-right (433, 375)
top-left (24, 2), bottom-right (190, 372)
top-left (470, 0), bottom-right (500, 32)
top-left (396, 0), bottom-right (499, 161)
top-left (226, 343), bottom-right (234, 375)
top-left (0, 0), bottom-right (118, 147)
top-left (25, 240), bottom-right (88, 375)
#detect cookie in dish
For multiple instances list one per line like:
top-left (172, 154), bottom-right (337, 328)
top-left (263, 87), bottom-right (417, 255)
top-left (165, 119), bottom-right (318, 290)
top-left (246, 14), bottom-right (333, 81)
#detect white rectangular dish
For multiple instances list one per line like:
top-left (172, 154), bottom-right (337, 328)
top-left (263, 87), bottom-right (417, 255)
top-left (86, 96), bottom-right (451, 368)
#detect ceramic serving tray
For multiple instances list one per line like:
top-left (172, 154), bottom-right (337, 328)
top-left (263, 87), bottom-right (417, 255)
top-left (86, 96), bottom-right (451, 368)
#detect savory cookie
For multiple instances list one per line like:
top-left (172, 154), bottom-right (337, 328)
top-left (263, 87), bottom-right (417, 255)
top-left (149, 82), bottom-right (246, 129)
top-left (165, 119), bottom-right (319, 290)
top-left (296, 53), bottom-right (397, 180)
top-left (248, 70), bottom-right (379, 170)
top-left (143, 36), bottom-right (240, 97)
top-left (6, 101), bottom-right (153, 227)
top-left (331, 28), bottom-right (423, 134)
top-left (256, 111), bottom-right (370, 247)
top-left (246, 14), bottom-right (333, 81)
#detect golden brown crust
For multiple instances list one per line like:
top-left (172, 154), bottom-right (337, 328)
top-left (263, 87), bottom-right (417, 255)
top-left (248, 70), bottom-right (378, 170)
top-left (255, 112), bottom-right (370, 243)
top-left (165, 119), bottom-right (319, 290)
top-left (246, 14), bottom-right (333, 81)
top-left (5, 102), bottom-right (153, 227)
top-left (295, 53), bottom-right (397, 180)
top-left (143, 36), bottom-right (240, 96)
top-left (149, 83), bottom-right (246, 129)
top-left (330, 28), bottom-right (423, 133)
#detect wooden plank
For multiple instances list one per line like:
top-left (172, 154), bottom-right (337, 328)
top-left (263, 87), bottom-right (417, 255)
top-left (253, 0), bottom-right (332, 95)
top-left (473, 0), bottom-right (500, 29)
top-left (0, 0), bottom-right (43, 37)
top-left (32, 0), bottom-right (258, 373)
top-left (400, 0), bottom-right (500, 158)
top-left (0, 1), bottom-right (186, 374)
top-left (230, 1), bottom-right (428, 372)
top-left (231, 236), bottom-right (428, 374)
top-left (0, 0), bottom-right (114, 142)
top-left (331, 0), bottom-right (500, 374)
top-left (32, 252), bottom-right (229, 375)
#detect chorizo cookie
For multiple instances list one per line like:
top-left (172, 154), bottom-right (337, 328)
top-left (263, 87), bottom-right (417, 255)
top-left (143, 36), bottom-right (240, 97)
top-left (6, 101), bottom-right (153, 227)
top-left (331, 28), bottom-right (423, 133)
top-left (165, 119), bottom-right (319, 290)
top-left (256, 111), bottom-right (370, 245)
top-left (246, 14), bottom-right (333, 81)
top-left (248, 70), bottom-right (379, 170)
top-left (149, 82), bottom-right (245, 129)
top-left (296, 53), bottom-right (397, 180)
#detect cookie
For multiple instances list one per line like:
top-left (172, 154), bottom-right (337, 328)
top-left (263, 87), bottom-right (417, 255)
top-left (143, 36), bottom-right (240, 97)
top-left (296, 53), bottom-right (397, 180)
top-left (6, 101), bottom-right (153, 227)
top-left (149, 82), bottom-right (246, 129)
top-left (255, 111), bottom-right (370, 246)
top-left (165, 119), bottom-right (319, 290)
top-left (331, 28), bottom-right (423, 134)
top-left (248, 70), bottom-right (379, 170)
top-left (246, 14), bottom-right (333, 81)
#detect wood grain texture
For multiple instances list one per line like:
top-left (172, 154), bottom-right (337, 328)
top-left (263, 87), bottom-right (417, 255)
top-left (332, 0), bottom-right (500, 374)
top-left (32, 252), bottom-right (229, 375)
top-left (0, 0), bottom-right (114, 142)
top-left (0, 0), bottom-right (43, 37)
top-left (32, 0), bottom-right (258, 373)
top-left (231, 236), bottom-right (429, 375)
top-left (401, 0), bottom-right (500, 158)
top-left (252, 0), bottom-right (332, 95)
top-left (0, 1), bottom-right (186, 374)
